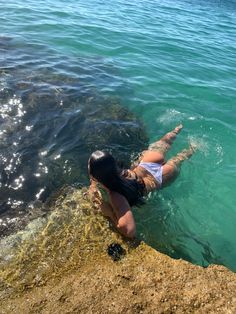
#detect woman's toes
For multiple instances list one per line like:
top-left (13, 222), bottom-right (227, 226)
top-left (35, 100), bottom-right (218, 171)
top-left (174, 124), bottom-right (183, 133)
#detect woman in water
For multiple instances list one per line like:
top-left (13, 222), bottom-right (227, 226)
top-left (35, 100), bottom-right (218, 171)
top-left (88, 125), bottom-right (195, 238)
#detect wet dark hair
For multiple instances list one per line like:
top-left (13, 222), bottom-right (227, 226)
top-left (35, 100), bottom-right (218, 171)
top-left (88, 151), bottom-right (144, 206)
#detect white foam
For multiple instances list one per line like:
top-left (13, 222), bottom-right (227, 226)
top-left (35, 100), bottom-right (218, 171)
top-left (188, 136), bottom-right (209, 155)
top-left (188, 135), bottom-right (224, 166)
top-left (157, 108), bottom-right (202, 125)
top-left (157, 109), bottom-right (184, 125)
top-left (215, 143), bottom-right (224, 165)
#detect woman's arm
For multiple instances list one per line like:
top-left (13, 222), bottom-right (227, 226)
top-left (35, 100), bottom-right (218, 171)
top-left (98, 199), bottom-right (135, 239)
top-left (108, 192), bottom-right (136, 239)
top-left (100, 201), bottom-right (117, 224)
top-left (88, 180), bottom-right (136, 238)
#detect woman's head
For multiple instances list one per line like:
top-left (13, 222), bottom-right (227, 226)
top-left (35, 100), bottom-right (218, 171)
top-left (88, 150), bottom-right (118, 187)
top-left (88, 150), bottom-right (144, 207)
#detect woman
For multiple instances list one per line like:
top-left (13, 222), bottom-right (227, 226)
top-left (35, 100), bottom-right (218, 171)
top-left (88, 124), bottom-right (195, 238)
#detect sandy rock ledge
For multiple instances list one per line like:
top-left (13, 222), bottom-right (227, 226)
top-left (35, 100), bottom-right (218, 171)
top-left (0, 189), bottom-right (236, 313)
top-left (1, 243), bottom-right (236, 314)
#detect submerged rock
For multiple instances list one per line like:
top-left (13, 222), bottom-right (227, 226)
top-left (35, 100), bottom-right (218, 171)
top-left (0, 40), bottom-right (148, 237)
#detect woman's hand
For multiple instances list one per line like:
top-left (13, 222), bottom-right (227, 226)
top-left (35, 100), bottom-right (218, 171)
top-left (84, 179), bottom-right (102, 211)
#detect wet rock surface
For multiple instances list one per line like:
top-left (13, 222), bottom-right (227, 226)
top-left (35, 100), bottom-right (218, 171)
top-left (0, 189), bottom-right (236, 314)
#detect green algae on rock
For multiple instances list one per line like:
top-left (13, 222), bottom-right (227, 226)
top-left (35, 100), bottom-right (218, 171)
top-left (1, 201), bottom-right (236, 313)
top-left (1, 187), bottom-right (236, 313)
top-left (0, 187), bottom-right (127, 299)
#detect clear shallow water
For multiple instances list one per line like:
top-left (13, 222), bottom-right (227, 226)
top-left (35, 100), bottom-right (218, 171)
top-left (0, 0), bottom-right (236, 269)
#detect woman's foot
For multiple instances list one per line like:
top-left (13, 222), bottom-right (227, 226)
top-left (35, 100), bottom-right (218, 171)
top-left (180, 143), bottom-right (197, 160)
top-left (174, 124), bottom-right (183, 134)
top-left (189, 142), bottom-right (198, 153)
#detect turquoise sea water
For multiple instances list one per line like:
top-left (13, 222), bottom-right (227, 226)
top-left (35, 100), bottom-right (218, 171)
top-left (0, 0), bottom-right (236, 270)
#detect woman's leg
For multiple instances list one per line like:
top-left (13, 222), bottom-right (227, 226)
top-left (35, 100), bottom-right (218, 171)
top-left (149, 124), bottom-right (183, 154)
top-left (162, 144), bottom-right (196, 186)
top-left (139, 124), bottom-right (183, 164)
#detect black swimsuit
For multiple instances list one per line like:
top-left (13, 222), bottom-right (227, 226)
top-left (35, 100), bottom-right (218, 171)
top-left (121, 169), bottom-right (146, 198)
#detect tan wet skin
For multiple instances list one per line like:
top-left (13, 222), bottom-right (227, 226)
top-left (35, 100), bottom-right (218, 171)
top-left (89, 125), bottom-right (195, 239)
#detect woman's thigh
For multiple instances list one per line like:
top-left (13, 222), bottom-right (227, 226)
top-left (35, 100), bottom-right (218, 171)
top-left (162, 162), bottom-right (179, 186)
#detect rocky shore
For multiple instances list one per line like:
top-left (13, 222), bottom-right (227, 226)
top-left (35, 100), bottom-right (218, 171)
top-left (1, 188), bottom-right (236, 313)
